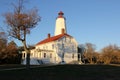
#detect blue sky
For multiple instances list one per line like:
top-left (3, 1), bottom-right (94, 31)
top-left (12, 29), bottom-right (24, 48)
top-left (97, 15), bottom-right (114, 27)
top-left (0, 0), bottom-right (120, 51)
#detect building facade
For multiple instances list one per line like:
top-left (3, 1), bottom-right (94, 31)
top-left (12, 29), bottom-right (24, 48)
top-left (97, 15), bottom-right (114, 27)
top-left (22, 11), bottom-right (78, 65)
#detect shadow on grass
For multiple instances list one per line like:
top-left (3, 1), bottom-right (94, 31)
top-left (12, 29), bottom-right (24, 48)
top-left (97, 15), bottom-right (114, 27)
top-left (0, 64), bottom-right (120, 80)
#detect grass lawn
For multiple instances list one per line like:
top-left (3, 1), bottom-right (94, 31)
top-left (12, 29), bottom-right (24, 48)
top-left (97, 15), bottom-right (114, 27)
top-left (0, 64), bottom-right (120, 80)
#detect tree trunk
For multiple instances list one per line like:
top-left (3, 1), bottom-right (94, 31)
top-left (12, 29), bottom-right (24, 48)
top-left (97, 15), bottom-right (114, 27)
top-left (22, 40), bottom-right (30, 70)
top-left (90, 58), bottom-right (93, 64)
top-left (26, 52), bottom-right (30, 69)
top-left (78, 53), bottom-right (80, 61)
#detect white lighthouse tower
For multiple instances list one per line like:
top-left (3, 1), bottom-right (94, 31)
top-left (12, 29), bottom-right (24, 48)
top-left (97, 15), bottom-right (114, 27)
top-left (54, 11), bottom-right (67, 36)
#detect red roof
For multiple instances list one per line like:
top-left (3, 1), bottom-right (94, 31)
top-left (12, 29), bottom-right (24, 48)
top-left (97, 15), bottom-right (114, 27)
top-left (36, 33), bottom-right (72, 46)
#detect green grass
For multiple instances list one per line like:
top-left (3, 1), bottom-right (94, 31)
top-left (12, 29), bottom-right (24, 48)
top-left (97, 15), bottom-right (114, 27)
top-left (0, 64), bottom-right (120, 80)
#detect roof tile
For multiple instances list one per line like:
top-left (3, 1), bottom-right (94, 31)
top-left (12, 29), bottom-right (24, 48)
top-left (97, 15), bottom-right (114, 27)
top-left (36, 33), bottom-right (72, 45)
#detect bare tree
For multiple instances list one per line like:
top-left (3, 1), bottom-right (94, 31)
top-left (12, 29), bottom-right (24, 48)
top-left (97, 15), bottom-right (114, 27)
top-left (0, 32), bottom-right (7, 60)
top-left (101, 44), bottom-right (120, 64)
top-left (7, 41), bottom-right (18, 57)
top-left (4, 0), bottom-right (40, 69)
top-left (84, 43), bottom-right (96, 64)
top-left (0, 32), bottom-right (7, 52)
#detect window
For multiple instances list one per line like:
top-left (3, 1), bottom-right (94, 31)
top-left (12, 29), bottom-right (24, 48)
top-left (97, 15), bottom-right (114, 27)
top-left (62, 44), bottom-right (64, 48)
top-left (50, 53), bottom-right (52, 58)
top-left (39, 53), bottom-right (41, 58)
top-left (72, 45), bottom-right (74, 49)
top-left (72, 54), bottom-right (74, 59)
top-left (44, 53), bottom-right (46, 58)
top-left (31, 53), bottom-right (33, 56)
top-left (52, 44), bottom-right (54, 49)
top-left (69, 38), bottom-right (71, 43)
top-left (63, 37), bottom-right (66, 42)
top-left (43, 46), bottom-right (45, 49)
top-left (46, 46), bottom-right (48, 49)
top-left (23, 53), bottom-right (25, 58)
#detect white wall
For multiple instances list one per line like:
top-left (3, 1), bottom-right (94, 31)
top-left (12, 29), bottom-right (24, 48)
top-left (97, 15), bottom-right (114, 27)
top-left (55, 36), bottom-right (78, 63)
top-left (22, 35), bottom-right (78, 64)
top-left (55, 18), bottom-right (67, 36)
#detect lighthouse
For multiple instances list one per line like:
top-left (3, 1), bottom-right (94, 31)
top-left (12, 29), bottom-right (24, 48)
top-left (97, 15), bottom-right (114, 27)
top-left (54, 11), bottom-right (67, 36)
top-left (22, 11), bottom-right (79, 65)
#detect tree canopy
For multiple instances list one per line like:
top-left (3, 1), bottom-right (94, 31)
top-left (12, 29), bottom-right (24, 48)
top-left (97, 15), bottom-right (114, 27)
top-left (3, 0), bottom-right (41, 68)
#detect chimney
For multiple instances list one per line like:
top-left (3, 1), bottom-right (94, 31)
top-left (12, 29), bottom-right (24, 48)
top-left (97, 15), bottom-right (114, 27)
top-left (61, 28), bottom-right (65, 34)
top-left (48, 33), bottom-right (50, 38)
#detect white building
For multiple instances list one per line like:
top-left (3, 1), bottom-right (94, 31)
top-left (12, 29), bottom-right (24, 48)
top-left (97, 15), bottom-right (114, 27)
top-left (22, 11), bottom-right (78, 65)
